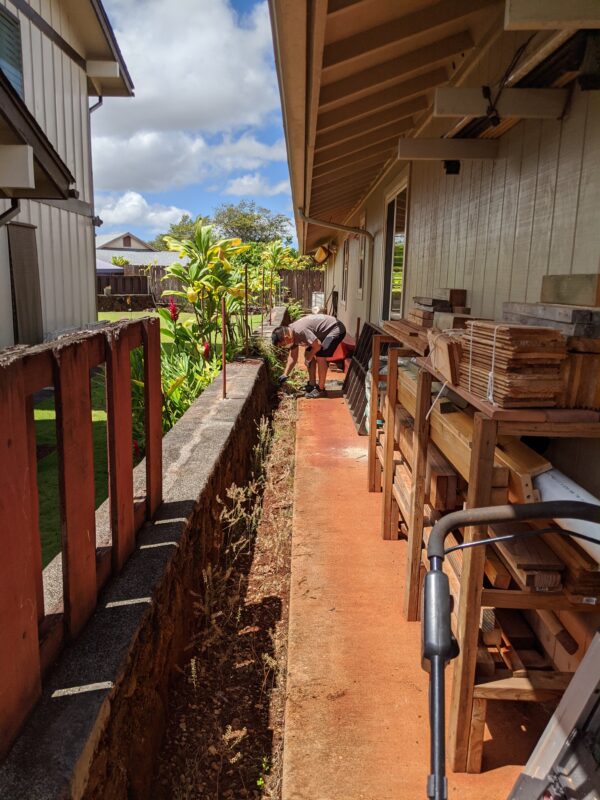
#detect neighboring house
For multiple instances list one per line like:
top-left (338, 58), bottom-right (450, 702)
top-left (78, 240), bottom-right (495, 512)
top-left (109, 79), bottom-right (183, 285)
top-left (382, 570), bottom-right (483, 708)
top-left (96, 231), bottom-right (188, 270)
top-left (271, 2), bottom-right (600, 498)
top-left (96, 256), bottom-right (123, 275)
top-left (0, 0), bottom-right (133, 349)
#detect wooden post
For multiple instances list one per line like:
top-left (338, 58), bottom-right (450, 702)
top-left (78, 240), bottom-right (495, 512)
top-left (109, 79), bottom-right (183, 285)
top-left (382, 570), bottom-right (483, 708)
top-left (466, 698), bottom-right (487, 773)
top-left (448, 413), bottom-right (498, 773)
top-left (269, 270), bottom-right (273, 325)
top-left (403, 368), bottom-right (432, 621)
top-left (142, 317), bottom-right (162, 518)
top-left (25, 396), bottom-right (44, 620)
top-left (367, 334), bottom-right (382, 492)
top-left (222, 296), bottom-right (227, 400)
top-left (381, 347), bottom-right (399, 539)
top-left (54, 342), bottom-right (97, 639)
top-left (106, 330), bottom-right (135, 571)
top-left (0, 361), bottom-right (42, 758)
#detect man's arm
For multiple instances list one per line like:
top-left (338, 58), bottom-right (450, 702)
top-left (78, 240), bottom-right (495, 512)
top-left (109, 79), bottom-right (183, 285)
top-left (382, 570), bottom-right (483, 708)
top-left (283, 346), bottom-right (299, 377)
top-left (304, 340), bottom-right (321, 363)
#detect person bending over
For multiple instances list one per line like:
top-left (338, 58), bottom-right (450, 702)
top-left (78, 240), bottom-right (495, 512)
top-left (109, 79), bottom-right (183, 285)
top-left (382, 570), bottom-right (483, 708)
top-left (271, 313), bottom-right (346, 398)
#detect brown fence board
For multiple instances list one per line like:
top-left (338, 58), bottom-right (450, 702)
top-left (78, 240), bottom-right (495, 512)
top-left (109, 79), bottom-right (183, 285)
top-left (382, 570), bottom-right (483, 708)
top-left (143, 318), bottom-right (163, 516)
top-left (279, 270), bottom-right (324, 310)
top-left (97, 274), bottom-right (149, 295)
top-left (0, 361), bottom-right (42, 758)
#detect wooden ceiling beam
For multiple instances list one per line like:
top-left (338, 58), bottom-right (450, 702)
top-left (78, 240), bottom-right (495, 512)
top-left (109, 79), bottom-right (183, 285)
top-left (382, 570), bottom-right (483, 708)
top-left (505, 0), bottom-right (600, 29)
top-left (397, 138), bottom-right (499, 160)
top-left (312, 161), bottom-right (383, 190)
top-left (323, 0), bottom-right (498, 69)
top-left (320, 31), bottom-right (473, 108)
top-left (307, 201), bottom-right (357, 219)
top-left (312, 177), bottom-right (374, 203)
top-left (316, 96), bottom-right (427, 151)
top-left (327, 0), bottom-right (367, 15)
top-left (310, 196), bottom-right (366, 216)
top-left (314, 140), bottom-right (397, 174)
top-left (314, 120), bottom-right (413, 168)
top-left (433, 86), bottom-right (569, 119)
top-left (313, 149), bottom-right (392, 180)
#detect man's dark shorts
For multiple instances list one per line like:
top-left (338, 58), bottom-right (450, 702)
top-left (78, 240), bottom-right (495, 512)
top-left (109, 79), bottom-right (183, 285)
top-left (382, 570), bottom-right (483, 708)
top-left (318, 322), bottom-right (346, 358)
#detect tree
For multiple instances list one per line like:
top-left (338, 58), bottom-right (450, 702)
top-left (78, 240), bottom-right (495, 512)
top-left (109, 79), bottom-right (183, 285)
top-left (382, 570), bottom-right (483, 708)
top-left (148, 214), bottom-right (208, 250)
top-left (212, 200), bottom-right (292, 243)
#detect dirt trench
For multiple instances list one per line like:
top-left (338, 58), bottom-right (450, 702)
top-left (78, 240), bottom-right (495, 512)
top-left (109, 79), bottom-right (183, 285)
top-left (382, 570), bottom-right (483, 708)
top-left (151, 394), bottom-right (296, 800)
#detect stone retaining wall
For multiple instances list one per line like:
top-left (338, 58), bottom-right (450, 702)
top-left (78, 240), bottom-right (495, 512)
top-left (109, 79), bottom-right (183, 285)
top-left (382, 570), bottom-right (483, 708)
top-left (0, 360), bottom-right (272, 800)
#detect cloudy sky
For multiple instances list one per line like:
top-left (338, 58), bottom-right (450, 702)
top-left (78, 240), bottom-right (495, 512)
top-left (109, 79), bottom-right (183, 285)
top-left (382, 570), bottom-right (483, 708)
top-left (93, 0), bottom-right (291, 241)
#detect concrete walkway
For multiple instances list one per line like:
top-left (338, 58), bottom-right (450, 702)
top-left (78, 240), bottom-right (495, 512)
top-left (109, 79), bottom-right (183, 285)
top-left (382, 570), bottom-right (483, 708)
top-left (282, 394), bottom-right (548, 800)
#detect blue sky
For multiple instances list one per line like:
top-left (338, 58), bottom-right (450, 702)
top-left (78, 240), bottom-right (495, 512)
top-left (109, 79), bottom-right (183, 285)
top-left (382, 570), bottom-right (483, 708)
top-left (92, 0), bottom-right (292, 242)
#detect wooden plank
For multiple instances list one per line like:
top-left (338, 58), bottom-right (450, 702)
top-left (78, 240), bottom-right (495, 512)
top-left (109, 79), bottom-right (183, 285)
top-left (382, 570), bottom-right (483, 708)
top-left (54, 342), bottom-right (97, 638)
top-left (143, 318), bottom-right (163, 518)
top-left (541, 273), bottom-right (600, 307)
top-left (485, 547), bottom-right (512, 590)
top-left (481, 588), bottom-right (600, 611)
top-left (106, 330), bottom-right (135, 571)
top-left (466, 698), bottom-right (486, 774)
top-left (25, 396), bottom-right (44, 620)
top-left (473, 671), bottom-right (572, 701)
top-left (403, 368), bottom-right (432, 621)
top-left (367, 335), bottom-right (382, 492)
top-left (448, 414), bottom-right (497, 773)
top-left (434, 87), bottom-right (568, 119)
top-left (494, 609), bottom-right (536, 649)
top-left (398, 138), bottom-right (499, 160)
top-left (0, 361), bottom-right (42, 758)
top-left (505, 0), bottom-right (600, 29)
top-left (381, 348), bottom-right (399, 539)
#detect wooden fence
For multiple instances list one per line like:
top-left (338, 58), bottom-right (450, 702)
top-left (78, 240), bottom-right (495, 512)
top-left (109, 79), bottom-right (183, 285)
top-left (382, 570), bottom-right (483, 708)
top-left (279, 270), bottom-right (324, 309)
top-left (0, 319), bottom-right (162, 758)
top-left (97, 274), bottom-right (150, 295)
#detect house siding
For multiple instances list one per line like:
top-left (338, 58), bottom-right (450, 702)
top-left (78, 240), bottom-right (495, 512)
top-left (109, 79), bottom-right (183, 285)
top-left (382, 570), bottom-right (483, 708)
top-left (0, 0), bottom-right (96, 346)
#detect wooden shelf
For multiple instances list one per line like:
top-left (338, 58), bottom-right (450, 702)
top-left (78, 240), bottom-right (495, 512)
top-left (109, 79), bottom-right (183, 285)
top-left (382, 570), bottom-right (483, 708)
top-left (481, 588), bottom-right (599, 612)
top-left (473, 670), bottom-right (572, 701)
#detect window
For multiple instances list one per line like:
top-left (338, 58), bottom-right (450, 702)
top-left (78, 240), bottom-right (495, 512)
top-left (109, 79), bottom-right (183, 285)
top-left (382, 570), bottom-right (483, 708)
top-left (122, 235), bottom-right (132, 248)
top-left (341, 238), bottom-right (349, 306)
top-left (382, 187), bottom-right (407, 320)
top-left (0, 7), bottom-right (23, 99)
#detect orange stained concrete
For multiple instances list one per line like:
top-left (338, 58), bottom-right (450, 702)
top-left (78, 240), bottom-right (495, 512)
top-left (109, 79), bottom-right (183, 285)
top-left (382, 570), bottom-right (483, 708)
top-left (282, 395), bottom-right (549, 800)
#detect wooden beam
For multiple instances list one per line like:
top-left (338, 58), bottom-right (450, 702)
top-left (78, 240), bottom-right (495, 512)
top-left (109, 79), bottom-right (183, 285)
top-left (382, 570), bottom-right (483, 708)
top-left (316, 97), bottom-right (427, 151)
top-left (505, 0), bottom-right (600, 30)
top-left (327, 0), bottom-right (366, 14)
top-left (314, 118), bottom-right (414, 166)
top-left (382, 349), bottom-right (400, 539)
top-left (368, 336), bottom-right (383, 491)
top-left (313, 151), bottom-right (389, 182)
top-left (312, 177), bottom-right (374, 204)
top-left (433, 87), bottom-right (568, 119)
top-left (87, 60), bottom-right (120, 78)
top-left (320, 31), bottom-right (472, 108)
top-left (0, 145), bottom-right (34, 189)
top-left (310, 193), bottom-right (368, 216)
top-left (314, 139), bottom-right (397, 175)
top-left (397, 137), bottom-right (499, 160)
top-left (323, 0), bottom-right (498, 69)
top-left (312, 161), bottom-right (382, 190)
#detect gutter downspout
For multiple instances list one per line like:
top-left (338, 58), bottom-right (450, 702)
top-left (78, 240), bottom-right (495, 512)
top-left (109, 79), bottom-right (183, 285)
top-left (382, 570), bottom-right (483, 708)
top-left (90, 97), bottom-right (103, 114)
top-left (0, 199), bottom-right (20, 226)
top-left (297, 207), bottom-right (375, 324)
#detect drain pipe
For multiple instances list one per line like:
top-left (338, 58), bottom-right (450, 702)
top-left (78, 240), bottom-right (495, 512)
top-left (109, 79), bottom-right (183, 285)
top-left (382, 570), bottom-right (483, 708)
top-left (297, 207), bottom-right (375, 324)
top-left (0, 198), bottom-right (20, 226)
top-left (90, 96), bottom-right (103, 114)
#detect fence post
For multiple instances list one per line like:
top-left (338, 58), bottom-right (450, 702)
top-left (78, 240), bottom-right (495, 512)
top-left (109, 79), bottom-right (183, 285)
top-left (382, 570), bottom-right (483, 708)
top-left (142, 318), bottom-right (162, 517)
top-left (0, 361), bottom-right (42, 758)
top-left (106, 329), bottom-right (135, 570)
top-left (25, 396), bottom-right (44, 620)
top-left (54, 341), bottom-right (98, 639)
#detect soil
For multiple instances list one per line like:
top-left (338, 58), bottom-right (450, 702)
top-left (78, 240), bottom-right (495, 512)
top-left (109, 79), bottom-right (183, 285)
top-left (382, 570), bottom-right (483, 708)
top-left (152, 394), bottom-right (296, 800)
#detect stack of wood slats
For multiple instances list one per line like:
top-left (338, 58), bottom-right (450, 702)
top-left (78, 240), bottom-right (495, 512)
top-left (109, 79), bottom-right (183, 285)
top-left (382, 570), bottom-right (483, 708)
top-left (459, 321), bottom-right (567, 407)
top-left (489, 522), bottom-right (565, 592)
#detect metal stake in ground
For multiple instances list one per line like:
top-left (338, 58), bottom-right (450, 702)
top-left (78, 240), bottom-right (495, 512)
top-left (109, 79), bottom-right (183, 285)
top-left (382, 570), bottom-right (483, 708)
top-left (222, 296), bottom-right (227, 399)
top-left (269, 267), bottom-right (273, 326)
top-left (245, 260), bottom-right (249, 357)
top-left (261, 263), bottom-right (265, 335)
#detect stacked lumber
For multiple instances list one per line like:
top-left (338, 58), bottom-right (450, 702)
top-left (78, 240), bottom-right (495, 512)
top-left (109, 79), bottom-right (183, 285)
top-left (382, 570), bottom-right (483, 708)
top-left (538, 524), bottom-right (600, 598)
top-left (433, 288), bottom-right (468, 308)
top-left (383, 319), bottom-right (429, 355)
top-left (427, 330), bottom-right (462, 384)
top-left (408, 307), bottom-right (434, 327)
top-left (541, 273), bottom-right (600, 307)
top-left (433, 312), bottom-right (477, 330)
top-left (559, 342), bottom-right (600, 410)
top-left (459, 321), bottom-right (567, 408)
top-left (502, 301), bottom-right (600, 337)
top-left (489, 522), bottom-right (564, 592)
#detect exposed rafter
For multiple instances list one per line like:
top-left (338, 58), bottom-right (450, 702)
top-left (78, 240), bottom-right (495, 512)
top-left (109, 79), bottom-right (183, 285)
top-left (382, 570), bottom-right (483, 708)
top-left (505, 0), bottom-right (600, 30)
top-left (319, 31), bottom-right (474, 108)
top-left (327, 0), bottom-right (367, 15)
top-left (316, 99), bottom-right (425, 150)
top-left (397, 137), bottom-right (499, 159)
top-left (312, 161), bottom-right (384, 191)
top-left (314, 140), bottom-right (398, 176)
top-left (312, 176), bottom-right (374, 204)
top-left (433, 86), bottom-right (569, 119)
top-left (312, 152), bottom-right (391, 183)
top-left (322, 0), bottom-right (498, 69)
top-left (314, 120), bottom-right (412, 168)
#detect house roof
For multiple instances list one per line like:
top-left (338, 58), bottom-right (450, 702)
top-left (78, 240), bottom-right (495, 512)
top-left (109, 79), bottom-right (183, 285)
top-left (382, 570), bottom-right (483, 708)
top-left (96, 257), bottom-right (123, 273)
top-left (96, 248), bottom-right (189, 267)
top-left (0, 70), bottom-right (75, 200)
top-left (95, 232), bottom-right (155, 250)
top-left (270, 0), bottom-right (583, 250)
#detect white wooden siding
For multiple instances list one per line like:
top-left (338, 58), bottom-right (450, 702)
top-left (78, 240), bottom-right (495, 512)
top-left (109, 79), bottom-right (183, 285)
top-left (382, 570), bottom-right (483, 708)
top-left (0, 0), bottom-right (96, 346)
top-left (404, 86), bottom-right (600, 320)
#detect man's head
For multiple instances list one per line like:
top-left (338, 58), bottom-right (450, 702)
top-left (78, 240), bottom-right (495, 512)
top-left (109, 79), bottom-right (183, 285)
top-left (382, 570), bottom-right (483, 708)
top-left (271, 326), bottom-right (294, 349)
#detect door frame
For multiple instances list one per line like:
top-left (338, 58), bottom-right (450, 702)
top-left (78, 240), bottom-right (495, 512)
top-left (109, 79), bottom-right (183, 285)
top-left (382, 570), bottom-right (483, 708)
top-left (382, 174), bottom-right (409, 321)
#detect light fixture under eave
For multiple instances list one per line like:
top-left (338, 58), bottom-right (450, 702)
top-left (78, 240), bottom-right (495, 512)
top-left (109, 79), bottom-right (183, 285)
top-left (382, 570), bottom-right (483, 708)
top-left (314, 245), bottom-right (330, 265)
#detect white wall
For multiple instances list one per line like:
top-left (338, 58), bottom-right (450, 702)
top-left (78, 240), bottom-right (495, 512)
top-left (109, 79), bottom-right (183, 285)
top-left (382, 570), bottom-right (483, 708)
top-left (0, 0), bottom-right (96, 346)
top-left (0, 228), bottom-right (15, 348)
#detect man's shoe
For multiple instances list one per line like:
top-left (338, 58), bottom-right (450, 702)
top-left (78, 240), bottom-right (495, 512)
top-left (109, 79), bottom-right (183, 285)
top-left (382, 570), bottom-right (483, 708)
top-left (305, 387), bottom-right (327, 399)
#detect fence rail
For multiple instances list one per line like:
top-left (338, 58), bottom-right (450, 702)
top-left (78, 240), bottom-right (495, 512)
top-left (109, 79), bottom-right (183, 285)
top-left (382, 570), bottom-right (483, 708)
top-left (97, 274), bottom-right (149, 295)
top-left (0, 319), bottom-right (162, 758)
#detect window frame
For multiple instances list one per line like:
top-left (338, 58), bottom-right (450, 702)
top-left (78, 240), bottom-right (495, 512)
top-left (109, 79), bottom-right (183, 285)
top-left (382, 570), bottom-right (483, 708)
top-left (0, 5), bottom-right (24, 100)
top-left (341, 237), bottom-right (349, 308)
top-left (382, 174), bottom-right (409, 322)
top-left (356, 213), bottom-right (366, 301)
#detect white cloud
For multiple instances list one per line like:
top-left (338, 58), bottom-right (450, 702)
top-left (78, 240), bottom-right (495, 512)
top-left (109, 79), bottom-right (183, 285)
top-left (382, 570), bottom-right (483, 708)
top-left (224, 172), bottom-right (290, 197)
top-left (96, 192), bottom-right (190, 232)
top-left (93, 0), bottom-right (286, 193)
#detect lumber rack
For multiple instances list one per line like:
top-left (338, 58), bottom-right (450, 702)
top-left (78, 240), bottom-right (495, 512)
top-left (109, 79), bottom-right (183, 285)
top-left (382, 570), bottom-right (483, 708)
top-left (371, 346), bottom-right (600, 775)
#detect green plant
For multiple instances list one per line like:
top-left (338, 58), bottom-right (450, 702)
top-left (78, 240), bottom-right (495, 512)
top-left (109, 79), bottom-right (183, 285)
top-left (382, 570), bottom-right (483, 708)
top-left (111, 255), bottom-right (130, 267)
top-left (287, 299), bottom-right (303, 321)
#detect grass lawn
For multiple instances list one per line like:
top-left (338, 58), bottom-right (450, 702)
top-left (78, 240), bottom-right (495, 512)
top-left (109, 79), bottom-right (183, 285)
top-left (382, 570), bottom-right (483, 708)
top-left (98, 310), bottom-right (263, 343)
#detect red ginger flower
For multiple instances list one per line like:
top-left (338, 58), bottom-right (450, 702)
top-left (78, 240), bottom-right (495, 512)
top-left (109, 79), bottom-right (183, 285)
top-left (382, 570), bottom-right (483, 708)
top-left (168, 296), bottom-right (179, 322)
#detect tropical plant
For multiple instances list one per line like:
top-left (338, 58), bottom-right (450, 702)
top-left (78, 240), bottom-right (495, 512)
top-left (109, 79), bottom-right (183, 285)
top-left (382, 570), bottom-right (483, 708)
top-left (111, 255), bottom-right (130, 267)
